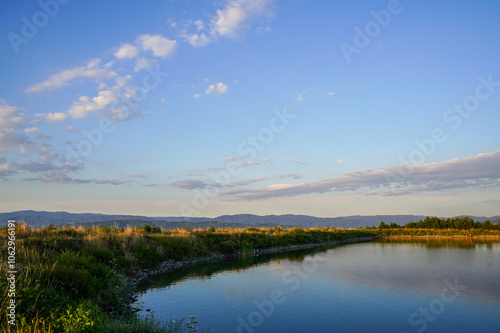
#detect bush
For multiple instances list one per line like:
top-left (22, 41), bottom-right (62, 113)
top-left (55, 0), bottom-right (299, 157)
top-left (88, 247), bottom-right (115, 264)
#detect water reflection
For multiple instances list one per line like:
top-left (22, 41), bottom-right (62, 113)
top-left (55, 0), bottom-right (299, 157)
top-left (136, 244), bottom-right (343, 293)
top-left (137, 239), bottom-right (500, 333)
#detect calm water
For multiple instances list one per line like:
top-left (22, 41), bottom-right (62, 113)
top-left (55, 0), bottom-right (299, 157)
top-left (137, 239), bottom-right (500, 332)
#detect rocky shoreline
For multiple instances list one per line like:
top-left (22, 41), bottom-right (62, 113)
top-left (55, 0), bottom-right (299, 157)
top-left (126, 236), bottom-right (375, 308)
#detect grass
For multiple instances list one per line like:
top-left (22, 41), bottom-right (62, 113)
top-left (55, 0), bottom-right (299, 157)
top-left (0, 223), bottom-right (373, 332)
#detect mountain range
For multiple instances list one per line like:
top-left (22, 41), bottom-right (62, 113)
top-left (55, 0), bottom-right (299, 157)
top-left (1, 210), bottom-right (499, 229)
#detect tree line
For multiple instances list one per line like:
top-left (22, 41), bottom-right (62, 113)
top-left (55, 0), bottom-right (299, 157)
top-left (376, 216), bottom-right (499, 230)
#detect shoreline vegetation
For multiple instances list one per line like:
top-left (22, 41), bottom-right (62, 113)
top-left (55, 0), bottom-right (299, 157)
top-left (1, 217), bottom-right (499, 332)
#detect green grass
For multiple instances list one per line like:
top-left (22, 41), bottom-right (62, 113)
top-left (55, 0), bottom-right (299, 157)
top-left (1, 223), bottom-right (373, 332)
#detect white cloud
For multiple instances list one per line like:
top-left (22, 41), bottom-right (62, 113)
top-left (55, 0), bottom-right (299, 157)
top-left (36, 112), bottom-right (68, 124)
top-left (0, 100), bottom-right (34, 153)
top-left (23, 127), bottom-right (38, 134)
top-left (115, 75), bottom-right (132, 87)
top-left (95, 179), bottom-right (124, 185)
top-left (205, 82), bottom-right (228, 95)
top-left (65, 124), bottom-right (78, 133)
top-left (328, 91), bottom-right (335, 96)
top-left (194, 19), bottom-right (205, 31)
top-left (193, 93), bottom-right (201, 99)
top-left (226, 154), bottom-right (247, 161)
top-left (337, 159), bottom-right (344, 164)
top-left (115, 43), bottom-right (139, 59)
top-left (0, 162), bottom-right (17, 176)
top-left (296, 88), bottom-right (313, 102)
top-left (67, 88), bottom-right (121, 119)
top-left (178, 0), bottom-right (275, 47)
top-left (221, 150), bottom-right (500, 200)
top-left (26, 59), bottom-right (117, 93)
top-left (180, 32), bottom-right (212, 47)
top-left (139, 34), bottom-right (178, 58)
top-left (134, 58), bottom-right (157, 73)
top-left (234, 158), bottom-right (270, 168)
top-left (212, 0), bottom-right (273, 38)
top-left (255, 26), bottom-right (272, 35)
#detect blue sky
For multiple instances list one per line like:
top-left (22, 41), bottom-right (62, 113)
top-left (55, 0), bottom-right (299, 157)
top-left (1, 0), bottom-right (499, 218)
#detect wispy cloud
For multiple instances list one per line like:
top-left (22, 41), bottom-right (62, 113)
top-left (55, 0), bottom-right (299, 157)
top-left (295, 88), bottom-right (313, 102)
top-left (231, 158), bottom-right (271, 168)
top-left (131, 173), bottom-right (150, 178)
top-left (226, 154), bottom-right (247, 161)
top-left (134, 57), bottom-right (157, 73)
top-left (0, 100), bottom-right (35, 154)
top-left (65, 124), bottom-right (78, 133)
top-left (172, 176), bottom-right (268, 190)
top-left (274, 173), bottom-right (303, 180)
top-left (25, 59), bottom-right (117, 93)
top-left (95, 179), bottom-right (125, 185)
top-left (221, 150), bottom-right (500, 200)
top-left (24, 170), bottom-right (126, 186)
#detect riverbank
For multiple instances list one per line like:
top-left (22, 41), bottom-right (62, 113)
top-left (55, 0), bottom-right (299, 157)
top-left (0, 224), bottom-right (373, 332)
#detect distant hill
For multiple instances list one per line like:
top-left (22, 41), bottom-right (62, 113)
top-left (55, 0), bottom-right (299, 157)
top-left (0, 210), bottom-right (209, 227)
top-left (0, 210), bottom-right (498, 229)
top-left (62, 219), bottom-right (295, 230)
top-left (213, 214), bottom-right (431, 228)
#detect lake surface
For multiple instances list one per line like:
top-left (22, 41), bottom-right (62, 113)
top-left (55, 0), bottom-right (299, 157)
top-left (136, 239), bottom-right (500, 332)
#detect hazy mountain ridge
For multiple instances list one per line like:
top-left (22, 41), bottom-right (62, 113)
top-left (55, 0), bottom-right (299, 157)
top-left (1, 211), bottom-right (498, 228)
top-left (60, 219), bottom-right (296, 230)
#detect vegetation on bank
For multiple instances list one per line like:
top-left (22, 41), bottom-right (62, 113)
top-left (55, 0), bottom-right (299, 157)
top-left (374, 216), bottom-right (500, 230)
top-left (361, 216), bottom-right (500, 237)
top-left (0, 223), bottom-right (372, 332)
